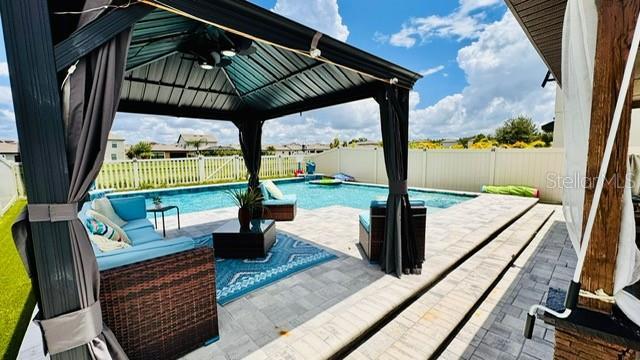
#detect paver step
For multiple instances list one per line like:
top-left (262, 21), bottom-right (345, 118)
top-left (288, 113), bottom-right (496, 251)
top-left (345, 204), bottom-right (555, 360)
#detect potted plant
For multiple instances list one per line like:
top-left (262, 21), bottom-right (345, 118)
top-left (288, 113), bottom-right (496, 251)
top-left (227, 188), bottom-right (263, 229)
top-left (152, 196), bottom-right (163, 209)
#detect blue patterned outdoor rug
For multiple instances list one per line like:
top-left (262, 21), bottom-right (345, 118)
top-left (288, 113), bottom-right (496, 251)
top-left (196, 232), bottom-right (337, 305)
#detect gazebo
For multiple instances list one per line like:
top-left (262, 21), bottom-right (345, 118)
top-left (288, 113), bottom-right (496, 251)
top-left (0, 0), bottom-right (421, 359)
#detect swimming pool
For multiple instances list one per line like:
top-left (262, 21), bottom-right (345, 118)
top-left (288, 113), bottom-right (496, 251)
top-left (109, 179), bottom-right (474, 216)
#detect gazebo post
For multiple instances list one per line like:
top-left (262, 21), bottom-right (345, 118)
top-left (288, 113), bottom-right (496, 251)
top-left (554, 1), bottom-right (640, 359)
top-left (0, 0), bottom-right (91, 359)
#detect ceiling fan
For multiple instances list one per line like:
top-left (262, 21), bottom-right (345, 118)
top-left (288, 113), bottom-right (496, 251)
top-left (179, 27), bottom-right (257, 70)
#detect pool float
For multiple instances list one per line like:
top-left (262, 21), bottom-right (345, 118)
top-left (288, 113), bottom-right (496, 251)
top-left (309, 178), bottom-right (343, 186)
top-left (481, 185), bottom-right (539, 198)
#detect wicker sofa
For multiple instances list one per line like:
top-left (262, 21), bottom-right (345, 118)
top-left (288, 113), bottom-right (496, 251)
top-left (81, 196), bottom-right (219, 359)
top-left (359, 199), bottom-right (427, 264)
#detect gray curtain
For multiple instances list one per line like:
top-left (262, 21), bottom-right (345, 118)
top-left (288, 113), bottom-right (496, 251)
top-left (233, 119), bottom-right (264, 189)
top-left (375, 85), bottom-right (420, 276)
top-left (11, 1), bottom-right (131, 358)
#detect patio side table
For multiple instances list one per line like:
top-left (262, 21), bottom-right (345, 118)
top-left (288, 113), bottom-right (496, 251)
top-left (212, 219), bottom-right (276, 258)
top-left (146, 205), bottom-right (181, 237)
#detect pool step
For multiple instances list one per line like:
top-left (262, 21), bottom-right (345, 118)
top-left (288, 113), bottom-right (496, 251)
top-left (345, 204), bottom-right (555, 359)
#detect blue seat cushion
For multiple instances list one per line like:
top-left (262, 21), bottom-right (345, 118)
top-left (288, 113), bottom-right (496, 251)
top-left (359, 210), bottom-right (370, 232)
top-left (370, 198), bottom-right (426, 208)
top-left (95, 236), bottom-right (195, 271)
top-left (109, 196), bottom-right (147, 221)
top-left (263, 194), bottom-right (297, 206)
top-left (125, 227), bottom-right (163, 246)
top-left (122, 218), bottom-right (154, 232)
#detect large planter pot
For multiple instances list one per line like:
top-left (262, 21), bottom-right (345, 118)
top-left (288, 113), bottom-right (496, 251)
top-left (238, 207), bottom-right (252, 229)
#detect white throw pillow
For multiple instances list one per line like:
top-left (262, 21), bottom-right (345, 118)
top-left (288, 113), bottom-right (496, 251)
top-left (87, 209), bottom-right (131, 245)
top-left (263, 180), bottom-right (284, 200)
top-left (91, 198), bottom-right (127, 227)
top-left (91, 234), bottom-right (131, 252)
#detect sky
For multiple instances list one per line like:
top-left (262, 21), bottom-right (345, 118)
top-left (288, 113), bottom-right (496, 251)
top-left (0, 0), bottom-right (555, 145)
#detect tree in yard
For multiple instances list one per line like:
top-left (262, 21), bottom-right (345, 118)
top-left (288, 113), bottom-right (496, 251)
top-left (495, 116), bottom-right (539, 145)
top-left (329, 137), bottom-right (340, 149)
top-left (185, 138), bottom-right (206, 155)
top-left (126, 141), bottom-right (152, 159)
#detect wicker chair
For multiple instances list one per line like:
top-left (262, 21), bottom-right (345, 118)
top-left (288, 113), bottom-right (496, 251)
top-left (359, 200), bottom-right (426, 264)
top-left (100, 247), bottom-right (218, 360)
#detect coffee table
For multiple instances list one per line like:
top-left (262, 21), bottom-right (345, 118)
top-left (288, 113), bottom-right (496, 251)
top-left (212, 219), bottom-right (276, 258)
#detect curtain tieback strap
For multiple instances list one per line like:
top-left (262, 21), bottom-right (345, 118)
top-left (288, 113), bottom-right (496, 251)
top-left (28, 203), bottom-right (78, 222)
top-left (36, 300), bottom-right (103, 355)
top-left (389, 180), bottom-right (407, 195)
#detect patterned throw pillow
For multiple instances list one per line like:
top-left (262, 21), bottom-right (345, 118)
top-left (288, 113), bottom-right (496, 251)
top-left (85, 218), bottom-right (122, 243)
top-left (87, 210), bottom-right (131, 244)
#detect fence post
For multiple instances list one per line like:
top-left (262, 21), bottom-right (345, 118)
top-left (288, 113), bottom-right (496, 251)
top-left (278, 155), bottom-right (283, 176)
top-left (198, 155), bottom-right (205, 182)
top-left (235, 156), bottom-right (241, 180)
top-left (132, 158), bottom-right (140, 188)
top-left (373, 148), bottom-right (378, 183)
top-left (422, 149), bottom-right (427, 188)
top-left (489, 148), bottom-right (497, 185)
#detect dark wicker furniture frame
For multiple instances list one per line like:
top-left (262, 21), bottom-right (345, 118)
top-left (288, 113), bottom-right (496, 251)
top-left (359, 205), bottom-right (427, 264)
top-left (100, 247), bottom-right (218, 360)
top-left (263, 203), bottom-right (296, 221)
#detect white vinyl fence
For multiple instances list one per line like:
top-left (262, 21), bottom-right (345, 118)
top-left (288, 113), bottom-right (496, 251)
top-left (307, 148), bottom-right (565, 203)
top-left (0, 157), bottom-right (22, 216)
top-left (92, 155), bottom-right (301, 190)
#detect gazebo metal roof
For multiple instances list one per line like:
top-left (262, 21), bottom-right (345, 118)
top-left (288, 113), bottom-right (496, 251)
top-left (77, 2), bottom-right (422, 121)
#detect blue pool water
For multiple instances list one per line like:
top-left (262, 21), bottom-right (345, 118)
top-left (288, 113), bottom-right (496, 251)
top-left (110, 179), bottom-right (474, 216)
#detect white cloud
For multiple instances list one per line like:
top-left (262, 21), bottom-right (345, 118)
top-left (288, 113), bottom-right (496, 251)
top-left (419, 65), bottom-right (445, 77)
top-left (386, 0), bottom-right (501, 48)
top-left (112, 113), bottom-right (239, 145)
top-left (0, 108), bottom-right (17, 139)
top-left (373, 31), bottom-right (389, 44)
top-left (0, 86), bottom-right (12, 106)
top-left (409, 11), bottom-right (555, 138)
top-left (263, 10), bottom-right (555, 142)
top-left (0, 62), bottom-right (8, 76)
top-left (272, 0), bottom-right (349, 41)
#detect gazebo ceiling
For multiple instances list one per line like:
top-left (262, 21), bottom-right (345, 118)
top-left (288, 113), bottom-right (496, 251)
top-left (117, 6), bottom-right (420, 121)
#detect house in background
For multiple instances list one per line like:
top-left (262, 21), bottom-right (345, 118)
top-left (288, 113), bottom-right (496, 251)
top-left (264, 143), bottom-right (330, 156)
top-left (0, 140), bottom-right (19, 162)
top-left (105, 133), bottom-right (126, 162)
top-left (149, 143), bottom-right (192, 159)
top-left (177, 133), bottom-right (218, 150)
top-left (353, 140), bottom-right (382, 149)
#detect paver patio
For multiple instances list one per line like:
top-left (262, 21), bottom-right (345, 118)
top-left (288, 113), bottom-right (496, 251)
top-left (18, 193), bottom-right (544, 360)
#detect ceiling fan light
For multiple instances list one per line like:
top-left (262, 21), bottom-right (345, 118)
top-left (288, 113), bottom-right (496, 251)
top-left (199, 61), bottom-right (214, 70)
top-left (221, 49), bottom-right (237, 57)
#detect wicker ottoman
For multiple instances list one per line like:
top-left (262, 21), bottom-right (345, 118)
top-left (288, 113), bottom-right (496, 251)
top-left (359, 199), bottom-right (426, 264)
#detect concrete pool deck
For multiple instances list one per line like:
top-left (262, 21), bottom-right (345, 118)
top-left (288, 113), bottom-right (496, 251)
top-left (19, 193), bottom-right (569, 360)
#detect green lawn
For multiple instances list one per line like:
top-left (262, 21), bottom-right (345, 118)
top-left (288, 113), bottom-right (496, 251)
top-left (0, 200), bottom-right (34, 360)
